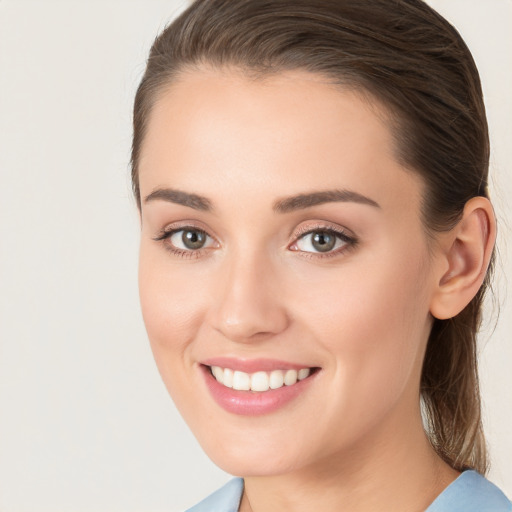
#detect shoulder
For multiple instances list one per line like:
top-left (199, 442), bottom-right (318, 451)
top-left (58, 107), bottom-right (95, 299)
top-left (185, 478), bottom-right (244, 512)
top-left (427, 470), bottom-right (512, 512)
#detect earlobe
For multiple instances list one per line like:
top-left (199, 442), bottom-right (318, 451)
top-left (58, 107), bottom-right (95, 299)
top-left (429, 197), bottom-right (496, 320)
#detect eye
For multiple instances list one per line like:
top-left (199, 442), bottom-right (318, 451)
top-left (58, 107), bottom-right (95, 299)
top-left (290, 228), bottom-right (355, 255)
top-left (154, 226), bottom-right (217, 254)
top-left (170, 229), bottom-right (210, 250)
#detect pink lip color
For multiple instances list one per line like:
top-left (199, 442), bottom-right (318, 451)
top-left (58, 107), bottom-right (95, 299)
top-left (201, 357), bottom-right (308, 373)
top-left (199, 362), bottom-right (318, 416)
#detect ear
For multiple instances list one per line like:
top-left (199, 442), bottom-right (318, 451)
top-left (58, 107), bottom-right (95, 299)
top-left (429, 197), bottom-right (496, 320)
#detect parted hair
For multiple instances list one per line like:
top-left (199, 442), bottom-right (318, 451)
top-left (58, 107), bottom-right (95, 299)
top-left (131, 0), bottom-right (494, 474)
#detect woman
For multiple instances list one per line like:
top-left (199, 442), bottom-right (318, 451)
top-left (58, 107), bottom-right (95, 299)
top-left (131, 0), bottom-right (511, 510)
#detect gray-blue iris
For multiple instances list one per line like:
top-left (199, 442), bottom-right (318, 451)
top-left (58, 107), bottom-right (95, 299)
top-left (312, 231), bottom-right (336, 252)
top-left (183, 230), bottom-right (206, 249)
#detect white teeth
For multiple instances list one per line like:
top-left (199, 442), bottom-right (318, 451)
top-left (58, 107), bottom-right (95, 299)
top-left (233, 370), bottom-right (250, 391)
top-left (269, 370), bottom-right (284, 389)
top-left (210, 366), bottom-right (312, 392)
top-left (223, 368), bottom-right (234, 388)
top-left (284, 369), bottom-right (298, 386)
top-left (298, 368), bottom-right (310, 380)
top-left (211, 366), bottom-right (224, 383)
top-left (251, 371), bottom-right (270, 392)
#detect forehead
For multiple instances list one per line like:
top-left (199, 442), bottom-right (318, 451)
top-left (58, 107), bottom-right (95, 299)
top-left (138, 67), bottom-right (423, 215)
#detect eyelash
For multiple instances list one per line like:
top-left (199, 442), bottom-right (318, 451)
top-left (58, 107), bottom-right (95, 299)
top-left (153, 223), bottom-right (357, 260)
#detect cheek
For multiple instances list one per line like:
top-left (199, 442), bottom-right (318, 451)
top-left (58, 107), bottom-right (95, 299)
top-left (291, 245), bottom-right (432, 411)
top-left (138, 246), bottom-right (207, 362)
top-left (137, 247), bottom-right (214, 422)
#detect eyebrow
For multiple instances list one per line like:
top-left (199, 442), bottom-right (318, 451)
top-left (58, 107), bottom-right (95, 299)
top-left (273, 189), bottom-right (380, 213)
top-left (144, 188), bottom-right (212, 211)
top-left (143, 187), bottom-right (380, 213)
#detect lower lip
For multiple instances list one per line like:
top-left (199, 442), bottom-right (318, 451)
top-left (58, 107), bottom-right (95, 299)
top-left (200, 365), bottom-right (318, 416)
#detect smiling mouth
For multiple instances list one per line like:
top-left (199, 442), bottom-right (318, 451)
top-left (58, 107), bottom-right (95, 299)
top-left (207, 365), bottom-right (317, 392)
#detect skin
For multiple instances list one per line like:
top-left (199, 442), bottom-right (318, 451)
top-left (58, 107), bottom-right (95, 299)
top-left (137, 67), bottom-right (494, 512)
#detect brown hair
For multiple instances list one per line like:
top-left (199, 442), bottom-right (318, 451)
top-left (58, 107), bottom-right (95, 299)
top-left (131, 0), bottom-right (493, 474)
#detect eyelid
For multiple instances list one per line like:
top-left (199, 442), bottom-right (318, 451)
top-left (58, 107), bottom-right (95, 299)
top-left (153, 220), bottom-right (216, 242)
top-left (290, 221), bottom-right (355, 241)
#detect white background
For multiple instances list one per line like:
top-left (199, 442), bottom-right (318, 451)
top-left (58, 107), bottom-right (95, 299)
top-left (0, 1), bottom-right (510, 511)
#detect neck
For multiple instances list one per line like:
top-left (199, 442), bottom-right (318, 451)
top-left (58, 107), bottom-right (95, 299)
top-left (239, 406), bottom-right (459, 512)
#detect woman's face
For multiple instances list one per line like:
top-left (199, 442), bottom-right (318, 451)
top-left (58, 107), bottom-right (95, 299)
top-left (137, 68), bottom-right (440, 476)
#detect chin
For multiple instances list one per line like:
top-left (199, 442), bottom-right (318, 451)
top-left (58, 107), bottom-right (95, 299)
top-left (208, 449), bottom-right (301, 478)
top-left (193, 424), bottom-right (316, 477)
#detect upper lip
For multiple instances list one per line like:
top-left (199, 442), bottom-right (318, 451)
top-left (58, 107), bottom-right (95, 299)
top-left (200, 357), bottom-right (315, 373)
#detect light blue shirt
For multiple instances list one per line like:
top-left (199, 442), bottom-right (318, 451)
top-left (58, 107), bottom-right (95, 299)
top-left (186, 470), bottom-right (512, 512)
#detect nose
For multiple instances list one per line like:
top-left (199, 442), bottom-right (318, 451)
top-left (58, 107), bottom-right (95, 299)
top-left (208, 252), bottom-right (290, 343)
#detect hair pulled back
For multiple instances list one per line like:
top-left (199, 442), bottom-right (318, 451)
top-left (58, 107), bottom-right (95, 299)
top-left (131, 0), bottom-right (493, 474)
